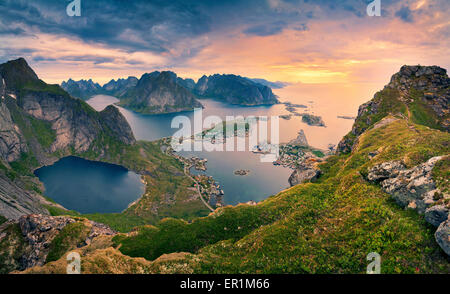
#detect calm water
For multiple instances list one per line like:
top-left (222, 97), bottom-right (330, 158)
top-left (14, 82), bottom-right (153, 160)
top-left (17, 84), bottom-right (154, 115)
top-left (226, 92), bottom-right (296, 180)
top-left (35, 156), bottom-right (144, 214)
top-left (86, 86), bottom-right (369, 205)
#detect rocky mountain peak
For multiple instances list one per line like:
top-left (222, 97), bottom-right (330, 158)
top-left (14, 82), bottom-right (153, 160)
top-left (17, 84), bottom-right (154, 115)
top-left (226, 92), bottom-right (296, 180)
top-left (0, 58), bottom-right (39, 91)
top-left (337, 65), bottom-right (449, 153)
top-left (387, 65), bottom-right (448, 92)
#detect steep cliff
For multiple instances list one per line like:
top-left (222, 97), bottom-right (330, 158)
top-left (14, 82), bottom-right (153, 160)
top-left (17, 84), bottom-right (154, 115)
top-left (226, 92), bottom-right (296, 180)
top-left (194, 74), bottom-right (279, 105)
top-left (118, 71), bottom-right (203, 114)
top-left (0, 58), bottom-right (136, 220)
top-left (337, 65), bottom-right (449, 153)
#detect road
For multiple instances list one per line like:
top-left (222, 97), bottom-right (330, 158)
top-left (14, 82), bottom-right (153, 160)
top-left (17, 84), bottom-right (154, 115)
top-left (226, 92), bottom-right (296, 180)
top-left (184, 166), bottom-right (215, 212)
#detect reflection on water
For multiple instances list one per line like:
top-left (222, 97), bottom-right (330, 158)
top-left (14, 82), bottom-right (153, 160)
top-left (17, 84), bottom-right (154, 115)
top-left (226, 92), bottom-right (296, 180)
top-left (35, 156), bottom-right (144, 214)
top-left (87, 84), bottom-right (370, 205)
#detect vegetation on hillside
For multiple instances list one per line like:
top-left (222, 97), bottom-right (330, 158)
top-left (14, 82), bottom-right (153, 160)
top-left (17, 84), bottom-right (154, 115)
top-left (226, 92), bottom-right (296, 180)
top-left (112, 118), bottom-right (450, 273)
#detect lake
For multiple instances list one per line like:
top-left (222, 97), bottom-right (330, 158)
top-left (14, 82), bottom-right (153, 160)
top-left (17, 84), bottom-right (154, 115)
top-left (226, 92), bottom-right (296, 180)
top-left (85, 84), bottom-right (369, 205)
top-left (34, 156), bottom-right (144, 214)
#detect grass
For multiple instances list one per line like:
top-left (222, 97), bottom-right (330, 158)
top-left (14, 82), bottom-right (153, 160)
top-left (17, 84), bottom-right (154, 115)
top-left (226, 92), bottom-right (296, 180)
top-left (0, 223), bottom-right (26, 274)
top-left (432, 156), bottom-right (449, 195)
top-left (29, 117), bottom-right (56, 149)
top-left (10, 152), bottom-right (39, 176)
top-left (112, 118), bottom-right (450, 273)
top-left (45, 221), bottom-right (91, 263)
top-left (82, 213), bottom-right (150, 233)
top-left (41, 140), bottom-right (209, 232)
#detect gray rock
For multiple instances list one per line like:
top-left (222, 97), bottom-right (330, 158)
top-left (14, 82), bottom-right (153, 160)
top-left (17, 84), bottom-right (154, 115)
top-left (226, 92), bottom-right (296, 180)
top-left (425, 205), bottom-right (450, 227)
top-left (0, 214), bottom-right (117, 271)
top-left (435, 219), bottom-right (450, 256)
top-left (288, 129), bottom-right (308, 146)
top-left (288, 164), bottom-right (320, 187)
top-left (370, 156), bottom-right (443, 213)
top-left (0, 101), bottom-right (28, 162)
top-left (367, 160), bottom-right (405, 181)
top-left (0, 174), bottom-right (48, 220)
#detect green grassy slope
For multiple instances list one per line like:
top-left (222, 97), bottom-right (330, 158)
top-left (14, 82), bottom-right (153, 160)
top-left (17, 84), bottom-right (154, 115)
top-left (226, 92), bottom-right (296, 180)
top-left (113, 118), bottom-right (450, 273)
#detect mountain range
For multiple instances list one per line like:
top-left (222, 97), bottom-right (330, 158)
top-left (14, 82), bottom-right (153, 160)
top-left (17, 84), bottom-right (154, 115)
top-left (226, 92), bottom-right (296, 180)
top-left (0, 59), bottom-right (448, 274)
top-left (61, 72), bottom-right (280, 114)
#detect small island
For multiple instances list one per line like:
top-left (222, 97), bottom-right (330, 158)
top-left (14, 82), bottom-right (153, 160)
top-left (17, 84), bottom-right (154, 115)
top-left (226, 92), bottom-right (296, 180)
top-left (337, 115), bottom-right (356, 120)
top-left (234, 169), bottom-right (250, 176)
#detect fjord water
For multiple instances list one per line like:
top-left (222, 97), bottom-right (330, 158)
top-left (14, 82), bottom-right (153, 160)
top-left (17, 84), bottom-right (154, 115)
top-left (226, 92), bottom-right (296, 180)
top-left (35, 156), bottom-right (144, 214)
top-left (86, 84), bottom-right (371, 205)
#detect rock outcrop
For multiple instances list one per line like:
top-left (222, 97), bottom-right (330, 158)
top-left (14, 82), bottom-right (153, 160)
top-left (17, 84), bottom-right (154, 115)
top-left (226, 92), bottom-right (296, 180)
top-left (435, 219), bottom-right (450, 256)
top-left (0, 174), bottom-right (49, 219)
top-left (368, 156), bottom-right (444, 213)
top-left (0, 100), bottom-right (28, 162)
top-left (425, 205), bottom-right (449, 227)
top-left (0, 214), bottom-right (116, 272)
top-left (194, 74), bottom-right (279, 105)
top-left (288, 129), bottom-right (308, 146)
top-left (367, 156), bottom-right (449, 255)
top-left (288, 151), bottom-right (322, 187)
top-left (99, 105), bottom-right (136, 145)
top-left (288, 165), bottom-right (320, 187)
top-left (337, 65), bottom-right (449, 153)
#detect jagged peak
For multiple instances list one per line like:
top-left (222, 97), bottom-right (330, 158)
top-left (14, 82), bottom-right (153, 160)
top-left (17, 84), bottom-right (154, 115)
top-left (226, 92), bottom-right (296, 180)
top-left (398, 65), bottom-right (446, 77)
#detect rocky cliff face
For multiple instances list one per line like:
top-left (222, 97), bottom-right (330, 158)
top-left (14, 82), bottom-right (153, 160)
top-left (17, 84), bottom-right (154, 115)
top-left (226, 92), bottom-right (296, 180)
top-left (194, 74), bottom-right (279, 105)
top-left (61, 78), bottom-right (103, 100)
top-left (0, 174), bottom-right (49, 219)
top-left (0, 58), bottom-right (136, 221)
top-left (119, 71), bottom-right (203, 114)
top-left (0, 101), bottom-right (28, 162)
top-left (1, 58), bottom-right (135, 155)
top-left (337, 65), bottom-right (449, 153)
top-left (0, 214), bottom-right (115, 272)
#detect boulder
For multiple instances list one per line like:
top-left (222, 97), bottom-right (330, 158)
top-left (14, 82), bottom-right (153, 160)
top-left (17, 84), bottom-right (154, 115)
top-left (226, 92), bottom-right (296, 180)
top-left (425, 205), bottom-right (449, 227)
top-left (367, 160), bottom-right (405, 181)
top-left (288, 165), bottom-right (320, 187)
top-left (435, 219), bottom-right (450, 256)
top-left (368, 156), bottom-right (443, 213)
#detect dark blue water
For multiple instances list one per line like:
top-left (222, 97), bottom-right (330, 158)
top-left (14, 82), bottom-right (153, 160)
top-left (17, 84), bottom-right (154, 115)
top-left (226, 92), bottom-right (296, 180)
top-left (35, 156), bottom-right (144, 214)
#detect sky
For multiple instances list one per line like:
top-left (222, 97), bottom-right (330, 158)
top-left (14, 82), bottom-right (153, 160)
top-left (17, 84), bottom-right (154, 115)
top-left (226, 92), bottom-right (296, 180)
top-left (1, 0), bottom-right (449, 88)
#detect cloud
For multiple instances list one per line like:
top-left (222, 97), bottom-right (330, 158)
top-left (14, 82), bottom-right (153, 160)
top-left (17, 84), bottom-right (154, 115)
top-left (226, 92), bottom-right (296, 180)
top-left (0, 0), bottom-right (449, 86)
top-left (244, 21), bottom-right (287, 36)
top-left (395, 5), bottom-right (414, 22)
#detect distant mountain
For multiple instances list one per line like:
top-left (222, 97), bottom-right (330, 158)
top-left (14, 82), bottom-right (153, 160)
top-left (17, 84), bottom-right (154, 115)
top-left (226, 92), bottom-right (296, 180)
top-left (60, 78), bottom-right (102, 100)
top-left (195, 74), bottom-right (279, 105)
top-left (249, 78), bottom-right (289, 89)
top-left (103, 76), bottom-right (138, 97)
top-left (118, 71), bottom-right (203, 114)
top-left (177, 77), bottom-right (196, 90)
top-left (61, 72), bottom-right (280, 110)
